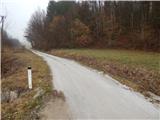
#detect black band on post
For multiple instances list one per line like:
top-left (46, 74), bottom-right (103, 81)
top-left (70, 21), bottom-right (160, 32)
top-left (28, 66), bottom-right (31, 69)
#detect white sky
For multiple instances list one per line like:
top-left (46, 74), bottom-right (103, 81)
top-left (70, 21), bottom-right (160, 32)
top-left (0, 0), bottom-right (49, 47)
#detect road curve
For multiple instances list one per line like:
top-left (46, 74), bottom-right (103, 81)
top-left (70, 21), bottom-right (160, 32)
top-left (33, 50), bottom-right (159, 119)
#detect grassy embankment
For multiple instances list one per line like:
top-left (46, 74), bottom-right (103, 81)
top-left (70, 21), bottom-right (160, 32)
top-left (1, 48), bottom-right (52, 120)
top-left (49, 49), bottom-right (160, 100)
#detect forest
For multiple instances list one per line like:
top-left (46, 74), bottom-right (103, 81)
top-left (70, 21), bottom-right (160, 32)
top-left (25, 1), bottom-right (160, 51)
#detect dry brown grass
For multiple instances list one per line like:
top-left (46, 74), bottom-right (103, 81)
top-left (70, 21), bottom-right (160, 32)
top-left (1, 48), bottom-right (52, 120)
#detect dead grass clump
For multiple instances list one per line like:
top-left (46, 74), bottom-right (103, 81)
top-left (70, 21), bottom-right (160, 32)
top-left (1, 48), bottom-right (24, 77)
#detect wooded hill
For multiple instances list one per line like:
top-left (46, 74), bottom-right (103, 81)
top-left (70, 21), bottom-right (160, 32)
top-left (25, 1), bottom-right (160, 51)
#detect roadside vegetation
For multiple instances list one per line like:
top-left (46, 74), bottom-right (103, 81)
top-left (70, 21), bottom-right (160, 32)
top-left (49, 49), bottom-right (160, 102)
top-left (1, 46), bottom-right (52, 120)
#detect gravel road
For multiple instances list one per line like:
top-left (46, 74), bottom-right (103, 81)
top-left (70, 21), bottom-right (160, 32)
top-left (33, 50), bottom-right (159, 119)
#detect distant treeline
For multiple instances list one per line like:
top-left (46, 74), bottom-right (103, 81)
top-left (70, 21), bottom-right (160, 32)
top-left (2, 30), bottom-right (21, 49)
top-left (25, 1), bottom-right (160, 51)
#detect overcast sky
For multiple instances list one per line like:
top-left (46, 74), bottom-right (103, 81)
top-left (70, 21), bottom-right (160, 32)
top-left (0, 0), bottom-right (49, 47)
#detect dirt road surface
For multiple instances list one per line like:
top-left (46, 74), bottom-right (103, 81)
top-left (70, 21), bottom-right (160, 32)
top-left (33, 50), bottom-right (159, 119)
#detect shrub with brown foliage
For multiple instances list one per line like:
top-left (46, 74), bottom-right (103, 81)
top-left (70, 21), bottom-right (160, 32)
top-left (71, 19), bottom-right (92, 47)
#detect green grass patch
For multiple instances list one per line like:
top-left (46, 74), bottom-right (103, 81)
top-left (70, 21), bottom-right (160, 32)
top-left (55, 49), bottom-right (160, 71)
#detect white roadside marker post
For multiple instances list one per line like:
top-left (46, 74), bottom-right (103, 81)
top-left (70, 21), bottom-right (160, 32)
top-left (28, 66), bottom-right (32, 89)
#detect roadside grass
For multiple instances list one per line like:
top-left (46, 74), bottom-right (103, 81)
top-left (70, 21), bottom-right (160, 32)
top-left (53, 49), bottom-right (159, 71)
top-left (1, 48), bottom-right (53, 120)
top-left (49, 49), bottom-right (160, 100)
